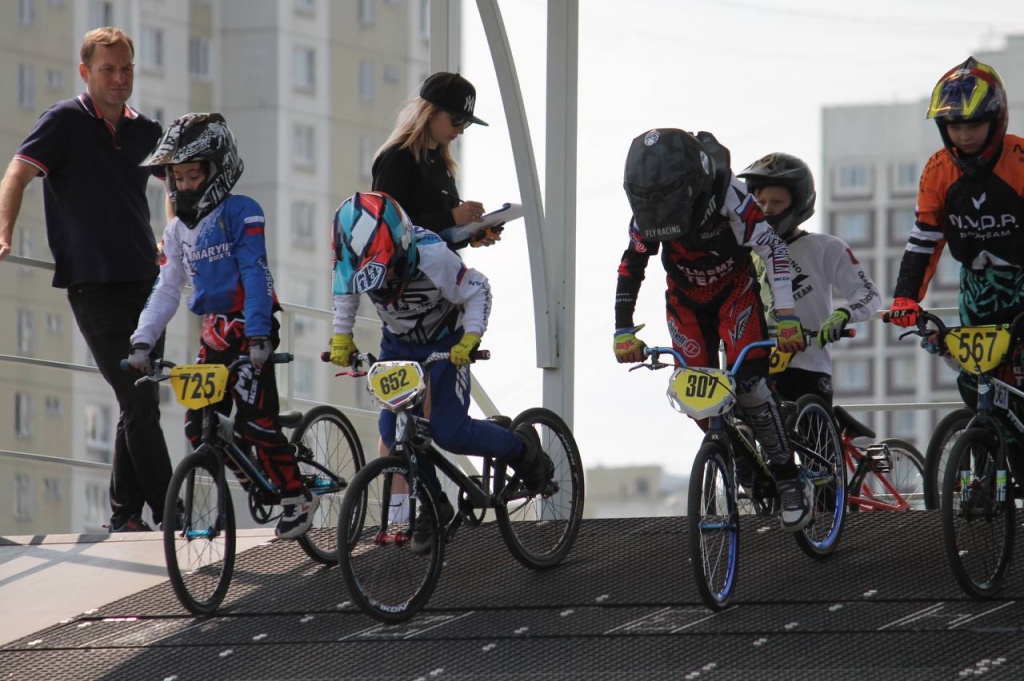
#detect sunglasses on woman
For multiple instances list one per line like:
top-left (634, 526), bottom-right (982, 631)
top-left (449, 113), bottom-right (472, 129)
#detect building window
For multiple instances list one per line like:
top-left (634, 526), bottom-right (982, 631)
top-left (359, 135), bottom-right (375, 180)
top-left (18, 64), bottom-right (35, 109)
top-left (15, 474), bottom-right (34, 521)
top-left (147, 183), bottom-right (167, 225)
top-left (383, 64), bottom-right (401, 84)
top-left (359, 60), bottom-right (375, 102)
top-left (85, 403), bottom-right (113, 462)
top-left (18, 309), bottom-right (34, 356)
top-left (831, 211), bottom-right (872, 247)
top-left (89, 0), bottom-right (113, 27)
top-left (293, 357), bottom-right (314, 398)
top-left (292, 125), bottom-right (316, 169)
top-left (189, 37), bottom-right (211, 78)
top-left (140, 27), bottom-right (164, 69)
top-left (418, 0), bottom-right (430, 40)
top-left (359, 0), bottom-right (377, 25)
top-left (45, 395), bottom-right (63, 416)
top-left (45, 70), bottom-right (65, 94)
top-left (46, 313), bottom-right (64, 335)
top-left (888, 206), bottom-right (915, 246)
top-left (886, 356), bottom-right (916, 395)
top-left (16, 393), bottom-right (34, 439)
top-left (832, 358), bottom-right (871, 396)
top-left (291, 201), bottom-right (316, 248)
top-left (44, 477), bottom-right (62, 501)
top-left (885, 410), bottom-right (919, 441)
top-left (294, 0), bottom-right (315, 14)
top-left (891, 161), bottom-right (918, 196)
top-left (19, 0), bottom-right (36, 25)
top-left (930, 357), bottom-right (960, 391)
top-left (833, 163), bottom-right (872, 198)
top-left (85, 482), bottom-right (107, 527)
top-left (293, 46), bottom-right (316, 92)
top-left (933, 256), bottom-right (960, 291)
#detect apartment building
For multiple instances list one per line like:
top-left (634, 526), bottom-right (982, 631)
top-left (823, 35), bottom-right (1024, 449)
top-left (0, 0), bottom-right (430, 534)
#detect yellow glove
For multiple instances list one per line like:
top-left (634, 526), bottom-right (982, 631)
top-left (330, 333), bottom-right (357, 367)
top-left (613, 323), bottom-right (647, 363)
top-left (450, 332), bottom-right (482, 366)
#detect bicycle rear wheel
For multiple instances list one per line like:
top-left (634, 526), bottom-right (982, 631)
top-left (687, 441), bottom-right (739, 610)
top-left (164, 450), bottom-right (236, 615)
top-left (853, 438), bottom-right (926, 511)
top-left (496, 408), bottom-right (585, 570)
top-left (793, 395), bottom-right (846, 559)
top-left (924, 407), bottom-right (972, 510)
top-left (940, 428), bottom-right (1015, 599)
top-left (336, 456), bottom-right (444, 623)
top-left (291, 405), bottom-right (365, 565)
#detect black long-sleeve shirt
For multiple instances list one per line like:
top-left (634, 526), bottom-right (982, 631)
top-left (371, 144), bottom-right (460, 233)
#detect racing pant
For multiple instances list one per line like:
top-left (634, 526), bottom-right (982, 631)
top-left (665, 270), bottom-right (793, 469)
top-left (185, 312), bottom-right (303, 494)
top-left (377, 330), bottom-right (523, 495)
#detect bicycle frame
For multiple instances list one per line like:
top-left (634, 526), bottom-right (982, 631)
top-left (843, 438), bottom-right (907, 511)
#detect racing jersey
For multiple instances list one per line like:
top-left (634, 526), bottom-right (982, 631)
top-left (132, 194), bottom-right (278, 346)
top-left (757, 231), bottom-right (881, 375)
top-left (894, 133), bottom-right (1024, 301)
top-left (615, 174), bottom-right (795, 329)
top-left (332, 228), bottom-right (491, 344)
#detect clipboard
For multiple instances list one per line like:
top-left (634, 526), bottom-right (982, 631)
top-left (439, 202), bottom-right (523, 246)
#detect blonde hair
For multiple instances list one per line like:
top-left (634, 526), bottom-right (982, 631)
top-left (376, 97), bottom-right (458, 177)
top-left (81, 26), bottom-right (135, 66)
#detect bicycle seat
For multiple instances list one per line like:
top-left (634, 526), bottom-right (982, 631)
top-left (833, 405), bottom-right (875, 440)
top-left (278, 410), bottom-right (303, 429)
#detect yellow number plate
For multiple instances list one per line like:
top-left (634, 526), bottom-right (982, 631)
top-left (945, 325), bottom-right (1011, 374)
top-left (768, 347), bottom-right (793, 375)
top-left (667, 367), bottom-right (737, 419)
top-left (367, 361), bottom-right (425, 411)
top-left (169, 364), bottom-right (229, 409)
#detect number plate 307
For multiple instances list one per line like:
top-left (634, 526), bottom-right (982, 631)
top-left (667, 367), bottom-right (737, 419)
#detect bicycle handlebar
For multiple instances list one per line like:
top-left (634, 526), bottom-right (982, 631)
top-left (319, 348), bottom-right (490, 370)
top-left (121, 352), bottom-right (293, 383)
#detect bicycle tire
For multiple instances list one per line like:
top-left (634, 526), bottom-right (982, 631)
top-left (924, 407), bottom-right (973, 510)
top-left (163, 449), bottom-right (236, 615)
top-left (336, 456), bottom-right (444, 623)
top-left (687, 441), bottom-right (739, 610)
top-left (291, 405), bottom-right (365, 565)
top-left (852, 438), bottom-right (926, 512)
top-left (496, 408), bottom-right (585, 570)
top-left (940, 428), bottom-right (1015, 599)
top-left (793, 395), bottom-right (846, 559)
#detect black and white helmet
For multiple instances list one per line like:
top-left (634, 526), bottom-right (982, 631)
top-left (737, 152), bottom-right (815, 238)
top-left (142, 112), bottom-right (244, 227)
top-left (623, 129), bottom-right (717, 242)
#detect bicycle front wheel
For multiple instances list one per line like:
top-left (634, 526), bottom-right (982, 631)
top-left (924, 407), bottom-right (972, 510)
top-left (336, 456), bottom-right (444, 623)
top-left (793, 395), bottom-right (846, 559)
top-left (687, 441), bottom-right (739, 610)
top-left (853, 438), bottom-right (926, 511)
top-left (164, 450), bottom-right (236, 615)
top-left (496, 408), bottom-right (585, 570)
top-left (940, 428), bottom-right (1015, 599)
top-left (291, 405), bottom-right (365, 565)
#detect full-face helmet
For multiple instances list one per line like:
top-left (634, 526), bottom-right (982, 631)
top-left (332, 192), bottom-right (417, 304)
top-left (927, 56), bottom-right (1008, 174)
top-left (623, 129), bottom-right (716, 242)
top-left (142, 112), bottom-right (244, 227)
top-left (737, 152), bottom-right (816, 238)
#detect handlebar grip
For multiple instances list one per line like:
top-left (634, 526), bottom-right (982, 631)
top-left (881, 311), bottom-right (891, 324)
top-left (119, 359), bottom-right (130, 371)
top-left (843, 328), bottom-right (856, 339)
top-left (273, 352), bottom-right (293, 364)
top-left (472, 349), bottom-right (490, 361)
top-left (320, 351), bottom-right (330, 363)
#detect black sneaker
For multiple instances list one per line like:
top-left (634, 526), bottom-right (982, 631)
top-left (410, 495), bottom-right (455, 555)
top-left (275, 488), bottom-right (320, 540)
top-left (776, 472), bottom-right (812, 532)
top-left (108, 513), bottom-right (153, 533)
top-left (512, 424), bottom-right (555, 495)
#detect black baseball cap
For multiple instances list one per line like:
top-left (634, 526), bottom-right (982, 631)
top-left (419, 72), bottom-right (489, 126)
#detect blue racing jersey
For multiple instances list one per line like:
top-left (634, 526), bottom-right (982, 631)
top-left (131, 194), bottom-right (278, 346)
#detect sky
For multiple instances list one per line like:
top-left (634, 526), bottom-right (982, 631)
top-left (450, 0), bottom-right (1024, 477)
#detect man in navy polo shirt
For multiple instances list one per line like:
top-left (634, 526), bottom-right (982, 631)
top-left (0, 26), bottom-right (172, 533)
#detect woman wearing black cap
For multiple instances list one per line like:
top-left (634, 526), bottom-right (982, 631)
top-left (372, 71), bottom-right (498, 249)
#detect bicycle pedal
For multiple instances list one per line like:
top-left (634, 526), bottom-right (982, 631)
top-left (864, 443), bottom-right (892, 473)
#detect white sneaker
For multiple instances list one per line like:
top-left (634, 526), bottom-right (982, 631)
top-left (777, 473), bottom-right (812, 532)
top-left (276, 488), bottom-right (320, 540)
